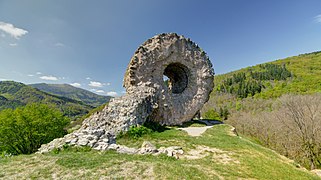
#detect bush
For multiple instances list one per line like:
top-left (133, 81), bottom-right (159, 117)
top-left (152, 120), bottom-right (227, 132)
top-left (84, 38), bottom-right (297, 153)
top-left (203, 109), bottom-right (221, 120)
top-left (0, 103), bottom-right (69, 154)
top-left (117, 125), bottom-right (153, 139)
top-left (143, 121), bottom-right (168, 132)
top-left (219, 106), bottom-right (230, 120)
top-left (127, 125), bottom-right (152, 139)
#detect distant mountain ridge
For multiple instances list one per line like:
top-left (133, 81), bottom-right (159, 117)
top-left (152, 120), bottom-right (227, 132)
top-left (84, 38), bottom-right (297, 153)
top-left (30, 83), bottom-right (111, 107)
top-left (0, 81), bottom-right (93, 119)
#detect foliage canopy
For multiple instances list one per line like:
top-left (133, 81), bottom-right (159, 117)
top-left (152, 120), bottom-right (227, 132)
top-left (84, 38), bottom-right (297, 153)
top-left (0, 103), bottom-right (69, 155)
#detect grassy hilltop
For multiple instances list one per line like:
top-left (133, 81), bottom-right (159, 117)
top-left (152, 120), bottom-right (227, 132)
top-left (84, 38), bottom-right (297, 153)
top-left (1, 124), bottom-right (319, 179)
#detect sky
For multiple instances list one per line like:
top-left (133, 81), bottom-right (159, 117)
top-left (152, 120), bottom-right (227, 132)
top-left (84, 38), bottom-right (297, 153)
top-left (1, 0), bottom-right (321, 96)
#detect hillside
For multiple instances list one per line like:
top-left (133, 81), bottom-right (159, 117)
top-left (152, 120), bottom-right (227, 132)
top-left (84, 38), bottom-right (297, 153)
top-left (215, 51), bottom-right (321, 98)
top-left (202, 51), bottom-right (321, 118)
top-left (201, 51), bottom-right (321, 170)
top-left (1, 124), bottom-right (319, 179)
top-left (0, 81), bottom-right (93, 119)
top-left (30, 83), bottom-right (111, 107)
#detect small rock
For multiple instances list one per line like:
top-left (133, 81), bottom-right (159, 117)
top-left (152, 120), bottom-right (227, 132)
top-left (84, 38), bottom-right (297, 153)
top-left (92, 129), bottom-right (105, 137)
top-left (84, 135), bottom-right (97, 141)
top-left (163, 146), bottom-right (183, 159)
top-left (69, 138), bottom-right (78, 145)
top-left (117, 145), bottom-right (138, 154)
top-left (78, 138), bottom-right (89, 146)
top-left (87, 140), bottom-right (97, 148)
top-left (139, 141), bottom-right (158, 154)
top-left (93, 142), bottom-right (109, 151)
top-left (107, 143), bottom-right (120, 150)
top-left (99, 138), bottom-right (109, 143)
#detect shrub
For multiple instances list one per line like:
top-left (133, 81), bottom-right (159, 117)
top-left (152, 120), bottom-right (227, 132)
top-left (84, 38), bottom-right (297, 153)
top-left (117, 125), bottom-right (153, 139)
top-left (143, 121), bottom-right (168, 132)
top-left (203, 109), bottom-right (221, 120)
top-left (219, 106), bottom-right (230, 120)
top-left (0, 103), bottom-right (69, 154)
top-left (126, 125), bottom-right (152, 139)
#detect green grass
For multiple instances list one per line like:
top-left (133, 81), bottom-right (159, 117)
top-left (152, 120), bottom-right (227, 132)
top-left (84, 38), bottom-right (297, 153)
top-left (174, 120), bottom-right (208, 127)
top-left (0, 124), bottom-right (319, 179)
top-left (0, 93), bottom-right (14, 100)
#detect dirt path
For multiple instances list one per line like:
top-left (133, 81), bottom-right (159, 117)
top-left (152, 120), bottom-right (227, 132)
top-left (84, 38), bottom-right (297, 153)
top-left (178, 120), bottom-right (222, 136)
top-left (178, 126), bottom-right (213, 136)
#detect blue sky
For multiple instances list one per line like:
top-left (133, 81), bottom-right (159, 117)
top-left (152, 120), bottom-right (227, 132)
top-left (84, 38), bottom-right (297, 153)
top-left (1, 0), bottom-right (321, 96)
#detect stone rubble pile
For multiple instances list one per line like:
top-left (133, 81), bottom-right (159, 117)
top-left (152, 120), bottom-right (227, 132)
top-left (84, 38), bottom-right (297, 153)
top-left (38, 83), bottom-right (158, 154)
top-left (108, 141), bottom-right (184, 159)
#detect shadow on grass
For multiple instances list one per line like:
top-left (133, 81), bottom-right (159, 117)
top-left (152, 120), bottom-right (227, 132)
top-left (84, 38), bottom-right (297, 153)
top-left (142, 119), bottom-right (224, 131)
top-left (143, 121), bottom-right (170, 132)
top-left (173, 119), bottom-right (223, 128)
top-left (198, 119), bottom-right (224, 126)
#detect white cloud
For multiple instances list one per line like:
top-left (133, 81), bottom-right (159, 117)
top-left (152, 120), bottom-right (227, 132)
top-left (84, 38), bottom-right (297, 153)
top-left (106, 91), bottom-right (118, 97)
top-left (86, 77), bottom-right (91, 80)
top-left (0, 21), bottom-right (28, 39)
top-left (106, 82), bottom-right (111, 86)
top-left (89, 89), bottom-right (105, 94)
top-left (40, 75), bottom-right (58, 81)
top-left (27, 74), bottom-right (34, 77)
top-left (36, 72), bottom-right (42, 75)
top-left (314, 14), bottom-right (321, 23)
top-left (96, 90), bottom-right (105, 93)
top-left (9, 43), bottom-right (17, 46)
top-left (89, 81), bottom-right (104, 87)
top-left (54, 42), bottom-right (65, 47)
top-left (70, 82), bottom-right (81, 87)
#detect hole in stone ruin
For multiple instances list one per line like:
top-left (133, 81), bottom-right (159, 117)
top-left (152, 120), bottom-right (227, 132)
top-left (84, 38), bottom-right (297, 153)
top-left (163, 63), bottom-right (189, 94)
top-left (163, 75), bottom-right (170, 87)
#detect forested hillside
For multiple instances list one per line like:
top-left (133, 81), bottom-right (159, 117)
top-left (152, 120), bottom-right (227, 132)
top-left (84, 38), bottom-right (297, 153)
top-left (0, 81), bottom-right (93, 119)
top-left (202, 51), bottom-right (321, 169)
top-left (30, 83), bottom-right (111, 107)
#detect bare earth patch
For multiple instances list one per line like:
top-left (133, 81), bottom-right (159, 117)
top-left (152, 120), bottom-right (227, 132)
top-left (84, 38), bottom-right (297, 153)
top-left (228, 126), bottom-right (238, 136)
top-left (311, 169), bottom-right (321, 177)
top-left (178, 126), bottom-right (213, 136)
top-left (184, 145), bottom-right (240, 165)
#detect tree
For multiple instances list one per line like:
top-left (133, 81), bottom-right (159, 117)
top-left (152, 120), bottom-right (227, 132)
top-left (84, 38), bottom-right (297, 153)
top-left (219, 106), bottom-right (230, 120)
top-left (203, 109), bottom-right (220, 120)
top-left (228, 94), bottom-right (321, 169)
top-left (276, 95), bottom-right (321, 169)
top-left (0, 103), bottom-right (69, 154)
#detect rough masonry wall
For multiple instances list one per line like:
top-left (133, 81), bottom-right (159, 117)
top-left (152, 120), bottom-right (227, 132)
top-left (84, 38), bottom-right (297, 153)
top-left (124, 33), bottom-right (214, 125)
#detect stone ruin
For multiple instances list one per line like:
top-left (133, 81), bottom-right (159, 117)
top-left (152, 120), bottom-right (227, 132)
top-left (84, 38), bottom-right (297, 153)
top-left (38, 33), bottom-right (214, 155)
